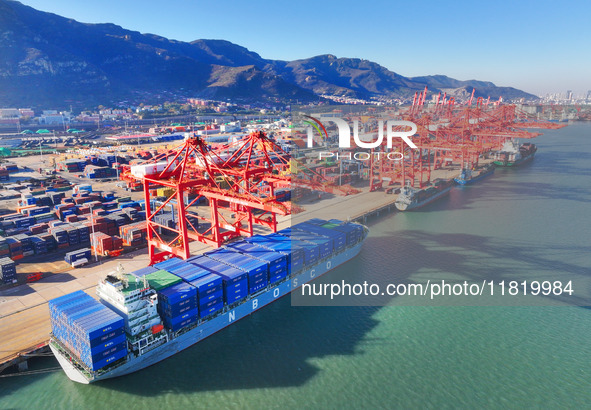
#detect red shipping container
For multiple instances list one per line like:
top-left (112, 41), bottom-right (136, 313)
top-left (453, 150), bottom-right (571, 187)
top-left (65, 215), bottom-right (78, 223)
top-left (90, 232), bottom-right (113, 255)
top-left (112, 236), bottom-right (123, 250)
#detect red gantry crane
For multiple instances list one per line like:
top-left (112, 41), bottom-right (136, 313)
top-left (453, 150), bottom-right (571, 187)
top-left (366, 101), bottom-right (554, 190)
top-left (122, 131), bottom-right (358, 265)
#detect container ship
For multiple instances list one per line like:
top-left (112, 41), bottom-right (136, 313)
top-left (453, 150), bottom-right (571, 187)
top-left (454, 164), bottom-right (495, 185)
top-left (491, 140), bottom-right (537, 167)
top-left (394, 179), bottom-right (454, 211)
top-left (49, 219), bottom-right (369, 384)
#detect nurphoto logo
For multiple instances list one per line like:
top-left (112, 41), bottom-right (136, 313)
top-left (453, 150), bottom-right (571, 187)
top-left (304, 115), bottom-right (418, 160)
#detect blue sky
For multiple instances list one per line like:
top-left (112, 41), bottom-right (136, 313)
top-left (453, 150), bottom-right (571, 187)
top-left (18, 0), bottom-right (591, 96)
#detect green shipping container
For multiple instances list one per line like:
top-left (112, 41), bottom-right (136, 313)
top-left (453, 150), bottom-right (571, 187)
top-left (145, 269), bottom-right (182, 291)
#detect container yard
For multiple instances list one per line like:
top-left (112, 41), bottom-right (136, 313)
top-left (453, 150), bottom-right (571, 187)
top-left (0, 179), bottom-right (150, 284)
top-left (0, 102), bottom-right (566, 378)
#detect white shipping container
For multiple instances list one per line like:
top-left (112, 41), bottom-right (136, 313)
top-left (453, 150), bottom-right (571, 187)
top-left (130, 161), bottom-right (170, 178)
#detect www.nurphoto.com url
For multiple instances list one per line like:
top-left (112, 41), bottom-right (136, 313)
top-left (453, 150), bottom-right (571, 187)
top-left (300, 280), bottom-right (574, 300)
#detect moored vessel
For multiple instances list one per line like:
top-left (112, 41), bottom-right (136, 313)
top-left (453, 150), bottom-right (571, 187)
top-left (394, 179), bottom-right (454, 211)
top-left (454, 164), bottom-right (495, 185)
top-left (492, 140), bottom-right (537, 167)
top-left (49, 219), bottom-right (369, 383)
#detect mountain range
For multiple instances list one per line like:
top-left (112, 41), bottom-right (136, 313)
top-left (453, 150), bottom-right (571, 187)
top-left (0, 0), bottom-right (538, 109)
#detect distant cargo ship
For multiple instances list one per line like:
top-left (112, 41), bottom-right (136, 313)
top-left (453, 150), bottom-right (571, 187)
top-left (394, 179), bottom-right (454, 211)
top-left (454, 164), bottom-right (495, 185)
top-left (491, 141), bottom-right (537, 167)
top-left (49, 219), bottom-right (369, 383)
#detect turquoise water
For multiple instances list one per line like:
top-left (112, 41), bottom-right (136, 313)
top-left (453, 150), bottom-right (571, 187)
top-left (1, 123), bottom-right (591, 408)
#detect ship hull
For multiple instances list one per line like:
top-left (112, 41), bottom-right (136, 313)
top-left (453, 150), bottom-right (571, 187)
top-left (395, 186), bottom-right (452, 211)
top-left (53, 239), bottom-right (366, 383)
top-left (493, 152), bottom-right (535, 167)
top-left (454, 168), bottom-right (495, 185)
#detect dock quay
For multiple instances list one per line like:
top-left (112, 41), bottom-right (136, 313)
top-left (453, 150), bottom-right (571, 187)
top-left (350, 199), bottom-right (398, 223)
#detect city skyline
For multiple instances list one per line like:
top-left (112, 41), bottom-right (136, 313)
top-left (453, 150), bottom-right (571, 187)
top-left (12, 0), bottom-right (591, 96)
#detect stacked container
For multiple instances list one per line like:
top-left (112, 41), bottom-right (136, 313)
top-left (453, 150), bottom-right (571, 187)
top-left (0, 167), bottom-right (9, 181)
top-left (59, 159), bottom-right (86, 173)
top-left (23, 206), bottom-right (51, 217)
top-left (166, 260), bottom-right (209, 282)
top-left (6, 237), bottom-right (22, 260)
top-left (29, 223), bottom-right (47, 235)
top-left (153, 212), bottom-right (176, 231)
top-left (84, 165), bottom-right (117, 179)
top-left (29, 236), bottom-right (48, 255)
top-left (276, 228), bottom-right (327, 264)
top-left (189, 255), bottom-right (245, 307)
top-left (66, 225), bottom-right (80, 246)
top-left (20, 193), bottom-right (35, 206)
top-left (189, 270), bottom-right (224, 316)
top-left (289, 230), bottom-right (332, 259)
top-left (97, 154), bottom-right (117, 167)
top-left (76, 224), bottom-right (91, 243)
top-left (0, 238), bottom-right (9, 257)
top-left (274, 188), bottom-right (291, 202)
top-left (323, 220), bottom-right (364, 246)
top-left (91, 232), bottom-right (113, 255)
top-left (245, 233), bottom-right (304, 275)
top-left (157, 282), bottom-right (199, 332)
top-left (73, 184), bottom-right (93, 194)
top-left (227, 242), bottom-right (288, 284)
top-left (142, 269), bottom-right (201, 331)
top-left (50, 227), bottom-right (69, 247)
top-left (293, 222), bottom-right (347, 253)
top-left (160, 257), bottom-right (226, 316)
top-left (39, 233), bottom-right (57, 252)
top-left (107, 213), bottom-right (131, 228)
top-left (205, 248), bottom-right (270, 294)
top-left (12, 216), bottom-right (36, 231)
top-left (48, 291), bottom-right (127, 371)
top-left (0, 257), bottom-right (16, 283)
top-left (33, 195), bottom-right (54, 207)
top-left (13, 234), bottom-right (33, 257)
